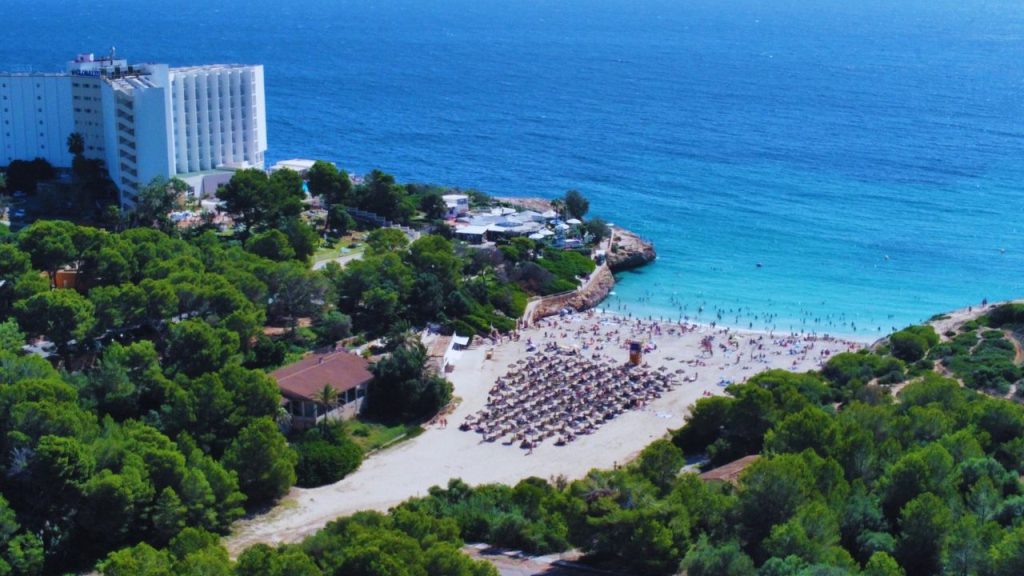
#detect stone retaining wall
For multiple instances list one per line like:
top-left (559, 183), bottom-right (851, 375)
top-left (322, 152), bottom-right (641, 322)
top-left (528, 266), bottom-right (616, 324)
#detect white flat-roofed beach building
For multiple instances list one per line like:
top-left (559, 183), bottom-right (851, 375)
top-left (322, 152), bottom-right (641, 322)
top-left (0, 51), bottom-right (266, 208)
top-left (442, 193), bottom-right (469, 218)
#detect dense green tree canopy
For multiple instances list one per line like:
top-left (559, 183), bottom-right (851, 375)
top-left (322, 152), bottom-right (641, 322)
top-left (0, 221), bottom-right (312, 572)
top-left (217, 168), bottom-right (305, 234)
top-left (223, 418), bottom-right (297, 505)
top-left (8, 168), bottom-right (1024, 576)
top-left (15, 289), bottom-right (96, 353)
top-left (367, 340), bottom-right (452, 420)
top-left (563, 189), bottom-right (590, 220)
top-left (132, 177), bottom-right (188, 231)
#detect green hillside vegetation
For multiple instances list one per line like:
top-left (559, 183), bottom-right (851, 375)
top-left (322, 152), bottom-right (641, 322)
top-left (382, 315), bottom-right (1023, 576)
top-left (91, 312), bottom-right (1024, 576)
top-left (0, 220), bottom-right (318, 573)
top-left (0, 164), bottom-right (612, 572)
top-left (99, 513), bottom-right (499, 576)
top-left (14, 161), bottom-right (1022, 575)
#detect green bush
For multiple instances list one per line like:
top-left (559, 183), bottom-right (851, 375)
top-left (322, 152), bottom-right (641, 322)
top-left (487, 283), bottom-right (528, 318)
top-left (537, 248), bottom-right (596, 289)
top-left (247, 334), bottom-right (288, 369)
top-left (961, 319), bottom-right (981, 332)
top-left (448, 319), bottom-right (478, 337)
top-left (540, 278), bottom-right (577, 295)
top-left (821, 352), bottom-right (904, 396)
top-left (889, 326), bottom-right (938, 362)
top-left (932, 330), bottom-right (1020, 391)
top-left (987, 303), bottom-right (1024, 327)
top-left (463, 314), bottom-right (492, 334)
top-left (400, 478), bottom-right (569, 554)
top-left (367, 341), bottom-right (453, 420)
top-left (293, 425), bottom-right (364, 488)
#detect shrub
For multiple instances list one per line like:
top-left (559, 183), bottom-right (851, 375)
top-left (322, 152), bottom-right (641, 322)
top-left (488, 283), bottom-right (528, 318)
top-left (538, 248), bottom-right (596, 286)
top-left (367, 341), bottom-right (453, 420)
top-left (293, 425), bottom-right (364, 488)
top-left (889, 326), bottom-right (938, 363)
top-left (313, 311), bottom-right (352, 345)
top-left (247, 334), bottom-right (288, 369)
top-left (448, 319), bottom-right (478, 337)
top-left (987, 303), bottom-right (1024, 327)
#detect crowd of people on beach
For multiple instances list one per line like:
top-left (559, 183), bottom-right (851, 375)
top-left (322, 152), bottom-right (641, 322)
top-left (458, 309), bottom-right (861, 454)
top-left (460, 347), bottom-right (680, 452)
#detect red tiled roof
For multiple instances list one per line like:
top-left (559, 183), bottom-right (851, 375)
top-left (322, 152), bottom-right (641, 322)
top-left (270, 351), bottom-right (373, 402)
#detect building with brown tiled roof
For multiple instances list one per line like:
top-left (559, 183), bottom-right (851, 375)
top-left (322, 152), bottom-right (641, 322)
top-left (271, 350), bottom-right (373, 429)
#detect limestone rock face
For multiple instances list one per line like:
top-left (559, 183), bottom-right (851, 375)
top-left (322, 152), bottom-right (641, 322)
top-left (530, 266), bottom-right (616, 321)
top-left (525, 227), bottom-right (657, 323)
top-left (607, 230), bottom-right (656, 272)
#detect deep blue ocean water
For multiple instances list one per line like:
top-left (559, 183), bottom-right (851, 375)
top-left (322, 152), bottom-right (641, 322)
top-left (5, 0), bottom-right (1024, 340)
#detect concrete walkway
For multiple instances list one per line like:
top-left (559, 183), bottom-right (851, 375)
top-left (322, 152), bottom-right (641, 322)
top-left (463, 545), bottom-right (630, 576)
top-left (312, 251), bottom-right (364, 270)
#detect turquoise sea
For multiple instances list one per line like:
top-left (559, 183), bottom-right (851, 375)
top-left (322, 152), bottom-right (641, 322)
top-left (4, 0), bottom-right (1024, 340)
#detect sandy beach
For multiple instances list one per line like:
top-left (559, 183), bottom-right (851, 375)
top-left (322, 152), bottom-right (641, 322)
top-left (226, 311), bottom-right (861, 554)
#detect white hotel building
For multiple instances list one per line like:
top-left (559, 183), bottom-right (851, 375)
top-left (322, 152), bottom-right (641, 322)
top-left (0, 52), bottom-right (266, 207)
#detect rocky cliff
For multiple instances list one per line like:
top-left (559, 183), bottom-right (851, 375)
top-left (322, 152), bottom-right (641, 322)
top-left (606, 229), bottom-right (656, 272)
top-left (529, 266), bottom-right (616, 322)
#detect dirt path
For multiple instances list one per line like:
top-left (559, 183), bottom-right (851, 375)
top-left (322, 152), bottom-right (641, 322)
top-left (1005, 329), bottom-right (1024, 366)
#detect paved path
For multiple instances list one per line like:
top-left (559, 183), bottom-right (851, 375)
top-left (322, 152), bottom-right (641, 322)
top-left (463, 545), bottom-right (629, 576)
top-left (312, 251), bottom-right (364, 270)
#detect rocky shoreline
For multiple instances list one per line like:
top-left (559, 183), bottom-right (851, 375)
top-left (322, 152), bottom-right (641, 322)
top-left (606, 228), bottom-right (657, 272)
top-left (494, 197), bottom-right (657, 320)
top-left (528, 266), bottom-right (617, 322)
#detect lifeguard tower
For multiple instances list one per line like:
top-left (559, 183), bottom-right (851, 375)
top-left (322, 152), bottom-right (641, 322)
top-left (628, 340), bottom-right (643, 366)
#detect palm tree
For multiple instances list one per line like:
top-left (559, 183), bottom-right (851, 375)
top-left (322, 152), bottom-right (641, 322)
top-left (314, 383), bottom-right (340, 432)
top-left (66, 132), bottom-right (85, 157)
